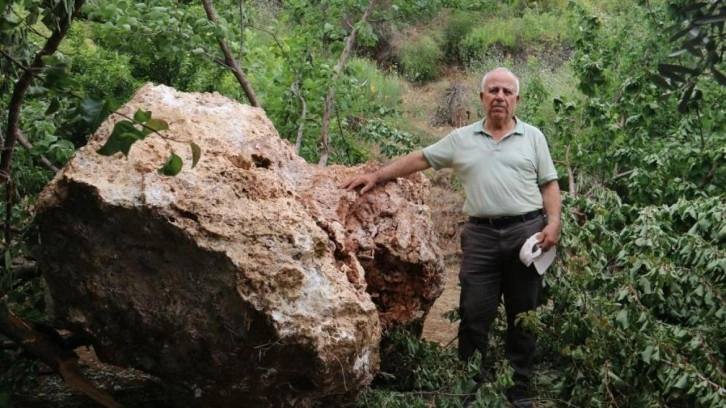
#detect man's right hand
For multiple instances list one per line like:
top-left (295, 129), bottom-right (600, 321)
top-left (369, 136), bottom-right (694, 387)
top-left (342, 173), bottom-right (379, 194)
top-left (341, 151), bottom-right (431, 195)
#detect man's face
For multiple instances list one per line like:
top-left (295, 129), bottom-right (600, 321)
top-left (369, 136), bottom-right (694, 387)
top-left (480, 71), bottom-right (520, 123)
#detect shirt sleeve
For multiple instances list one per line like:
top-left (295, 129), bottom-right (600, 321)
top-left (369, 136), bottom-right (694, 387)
top-left (422, 130), bottom-right (457, 170)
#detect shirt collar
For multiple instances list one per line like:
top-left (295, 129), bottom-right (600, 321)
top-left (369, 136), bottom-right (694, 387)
top-left (475, 116), bottom-right (524, 137)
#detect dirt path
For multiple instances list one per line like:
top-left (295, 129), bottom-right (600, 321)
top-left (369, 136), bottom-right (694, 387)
top-left (421, 264), bottom-right (460, 346)
top-left (420, 169), bottom-right (466, 347)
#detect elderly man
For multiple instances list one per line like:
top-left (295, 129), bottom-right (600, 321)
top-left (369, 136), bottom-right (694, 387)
top-left (343, 67), bottom-right (561, 406)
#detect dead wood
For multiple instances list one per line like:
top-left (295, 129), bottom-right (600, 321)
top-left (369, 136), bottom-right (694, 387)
top-left (0, 297), bottom-right (121, 408)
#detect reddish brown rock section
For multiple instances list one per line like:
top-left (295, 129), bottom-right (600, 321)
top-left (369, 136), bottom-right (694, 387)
top-left (34, 84), bottom-right (444, 407)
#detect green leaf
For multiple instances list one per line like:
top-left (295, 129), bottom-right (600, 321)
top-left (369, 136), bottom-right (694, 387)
top-left (674, 373), bottom-right (689, 389)
top-left (658, 63), bottom-right (696, 78)
top-left (693, 15), bottom-right (726, 26)
top-left (96, 121), bottom-right (142, 157)
top-left (189, 141), bottom-right (201, 168)
top-left (133, 109), bottom-right (152, 123)
top-left (680, 2), bottom-right (707, 14)
top-left (641, 345), bottom-right (653, 363)
top-left (3, 249), bottom-right (11, 270)
top-left (142, 118), bottom-right (169, 136)
top-left (78, 97), bottom-right (116, 132)
top-left (712, 67), bottom-right (726, 86)
top-left (616, 309), bottom-right (629, 329)
top-left (158, 152), bottom-right (183, 176)
top-left (677, 83), bottom-right (696, 114)
top-left (45, 97), bottom-right (61, 116)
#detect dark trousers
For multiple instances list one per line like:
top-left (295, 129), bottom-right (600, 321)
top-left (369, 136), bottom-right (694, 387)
top-left (457, 215), bottom-right (545, 385)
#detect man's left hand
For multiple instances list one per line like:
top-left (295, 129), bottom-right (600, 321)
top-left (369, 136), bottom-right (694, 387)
top-left (538, 221), bottom-right (561, 252)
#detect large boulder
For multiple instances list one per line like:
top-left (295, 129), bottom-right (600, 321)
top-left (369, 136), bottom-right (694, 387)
top-left (34, 84), bottom-right (444, 407)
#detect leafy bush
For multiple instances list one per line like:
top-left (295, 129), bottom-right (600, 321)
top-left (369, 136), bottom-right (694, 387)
top-left (359, 119), bottom-right (418, 159)
top-left (521, 192), bottom-right (726, 407)
top-left (442, 11), bottom-right (475, 62)
top-left (460, 24), bottom-right (518, 66)
top-left (347, 58), bottom-right (404, 114)
top-left (519, 9), bottom-right (574, 46)
top-left (459, 12), bottom-right (574, 70)
top-left (64, 25), bottom-right (141, 101)
top-left (397, 34), bottom-right (443, 83)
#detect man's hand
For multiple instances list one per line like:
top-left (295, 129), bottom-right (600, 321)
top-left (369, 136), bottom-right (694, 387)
top-left (538, 219), bottom-right (560, 252)
top-left (342, 172), bottom-right (379, 194)
top-left (341, 151), bottom-right (431, 195)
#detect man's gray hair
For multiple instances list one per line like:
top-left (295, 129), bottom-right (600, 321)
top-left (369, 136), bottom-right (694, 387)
top-left (481, 67), bottom-right (520, 95)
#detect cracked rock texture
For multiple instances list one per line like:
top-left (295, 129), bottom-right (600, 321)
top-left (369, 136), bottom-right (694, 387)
top-left (35, 84), bottom-right (444, 407)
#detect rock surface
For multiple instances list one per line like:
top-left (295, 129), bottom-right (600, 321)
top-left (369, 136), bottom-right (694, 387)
top-left (34, 84), bottom-right (444, 407)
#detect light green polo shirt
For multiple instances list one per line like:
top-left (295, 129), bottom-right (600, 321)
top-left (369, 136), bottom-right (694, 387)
top-left (422, 117), bottom-right (558, 217)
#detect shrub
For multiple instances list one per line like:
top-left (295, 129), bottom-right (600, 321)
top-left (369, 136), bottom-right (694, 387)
top-left (459, 23), bottom-right (518, 68)
top-left (519, 9), bottom-right (574, 46)
top-left (65, 35), bottom-right (141, 101)
top-left (359, 119), bottom-right (418, 159)
top-left (397, 35), bottom-right (443, 83)
top-left (442, 11), bottom-right (475, 63)
top-left (347, 58), bottom-right (404, 115)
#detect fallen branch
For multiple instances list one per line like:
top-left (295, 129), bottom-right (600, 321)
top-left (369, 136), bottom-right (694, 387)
top-left (0, 297), bottom-right (120, 408)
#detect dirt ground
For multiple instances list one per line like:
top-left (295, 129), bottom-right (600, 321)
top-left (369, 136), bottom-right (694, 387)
top-left (421, 263), bottom-right (460, 346)
top-left (420, 169), bottom-right (467, 346)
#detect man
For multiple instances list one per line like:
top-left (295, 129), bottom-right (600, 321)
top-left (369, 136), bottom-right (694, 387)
top-left (343, 67), bottom-right (561, 407)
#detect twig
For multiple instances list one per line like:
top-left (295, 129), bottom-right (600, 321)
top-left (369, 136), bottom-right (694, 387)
top-left (444, 334), bottom-right (458, 348)
top-left (612, 169), bottom-right (636, 180)
top-left (0, 301), bottom-right (121, 408)
top-left (16, 130), bottom-right (60, 173)
top-left (291, 80), bottom-right (307, 154)
top-left (661, 358), bottom-right (726, 396)
top-left (0, 50), bottom-right (34, 75)
top-left (200, 0), bottom-right (260, 107)
top-left (317, 0), bottom-right (378, 166)
top-left (603, 361), bottom-right (620, 408)
top-left (565, 145), bottom-right (576, 195)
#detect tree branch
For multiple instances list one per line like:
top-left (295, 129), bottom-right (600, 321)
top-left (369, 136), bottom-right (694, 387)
top-left (317, 0), bottom-right (378, 166)
top-left (200, 0), bottom-right (260, 108)
top-left (0, 296), bottom-right (121, 408)
top-left (1, 0), bottom-right (85, 247)
top-left (16, 130), bottom-right (60, 173)
top-left (291, 80), bottom-right (308, 154)
top-left (565, 145), bottom-right (576, 195)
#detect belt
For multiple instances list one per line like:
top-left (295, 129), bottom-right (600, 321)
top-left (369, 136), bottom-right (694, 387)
top-left (468, 209), bottom-right (543, 228)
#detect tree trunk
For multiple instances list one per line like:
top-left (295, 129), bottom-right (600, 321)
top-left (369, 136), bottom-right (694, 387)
top-left (0, 0), bottom-right (85, 246)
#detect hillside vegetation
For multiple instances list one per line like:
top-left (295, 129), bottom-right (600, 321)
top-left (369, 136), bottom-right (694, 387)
top-left (1, 0), bottom-right (724, 407)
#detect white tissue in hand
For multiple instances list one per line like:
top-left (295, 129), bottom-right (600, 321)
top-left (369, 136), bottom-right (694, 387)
top-left (519, 233), bottom-right (556, 275)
